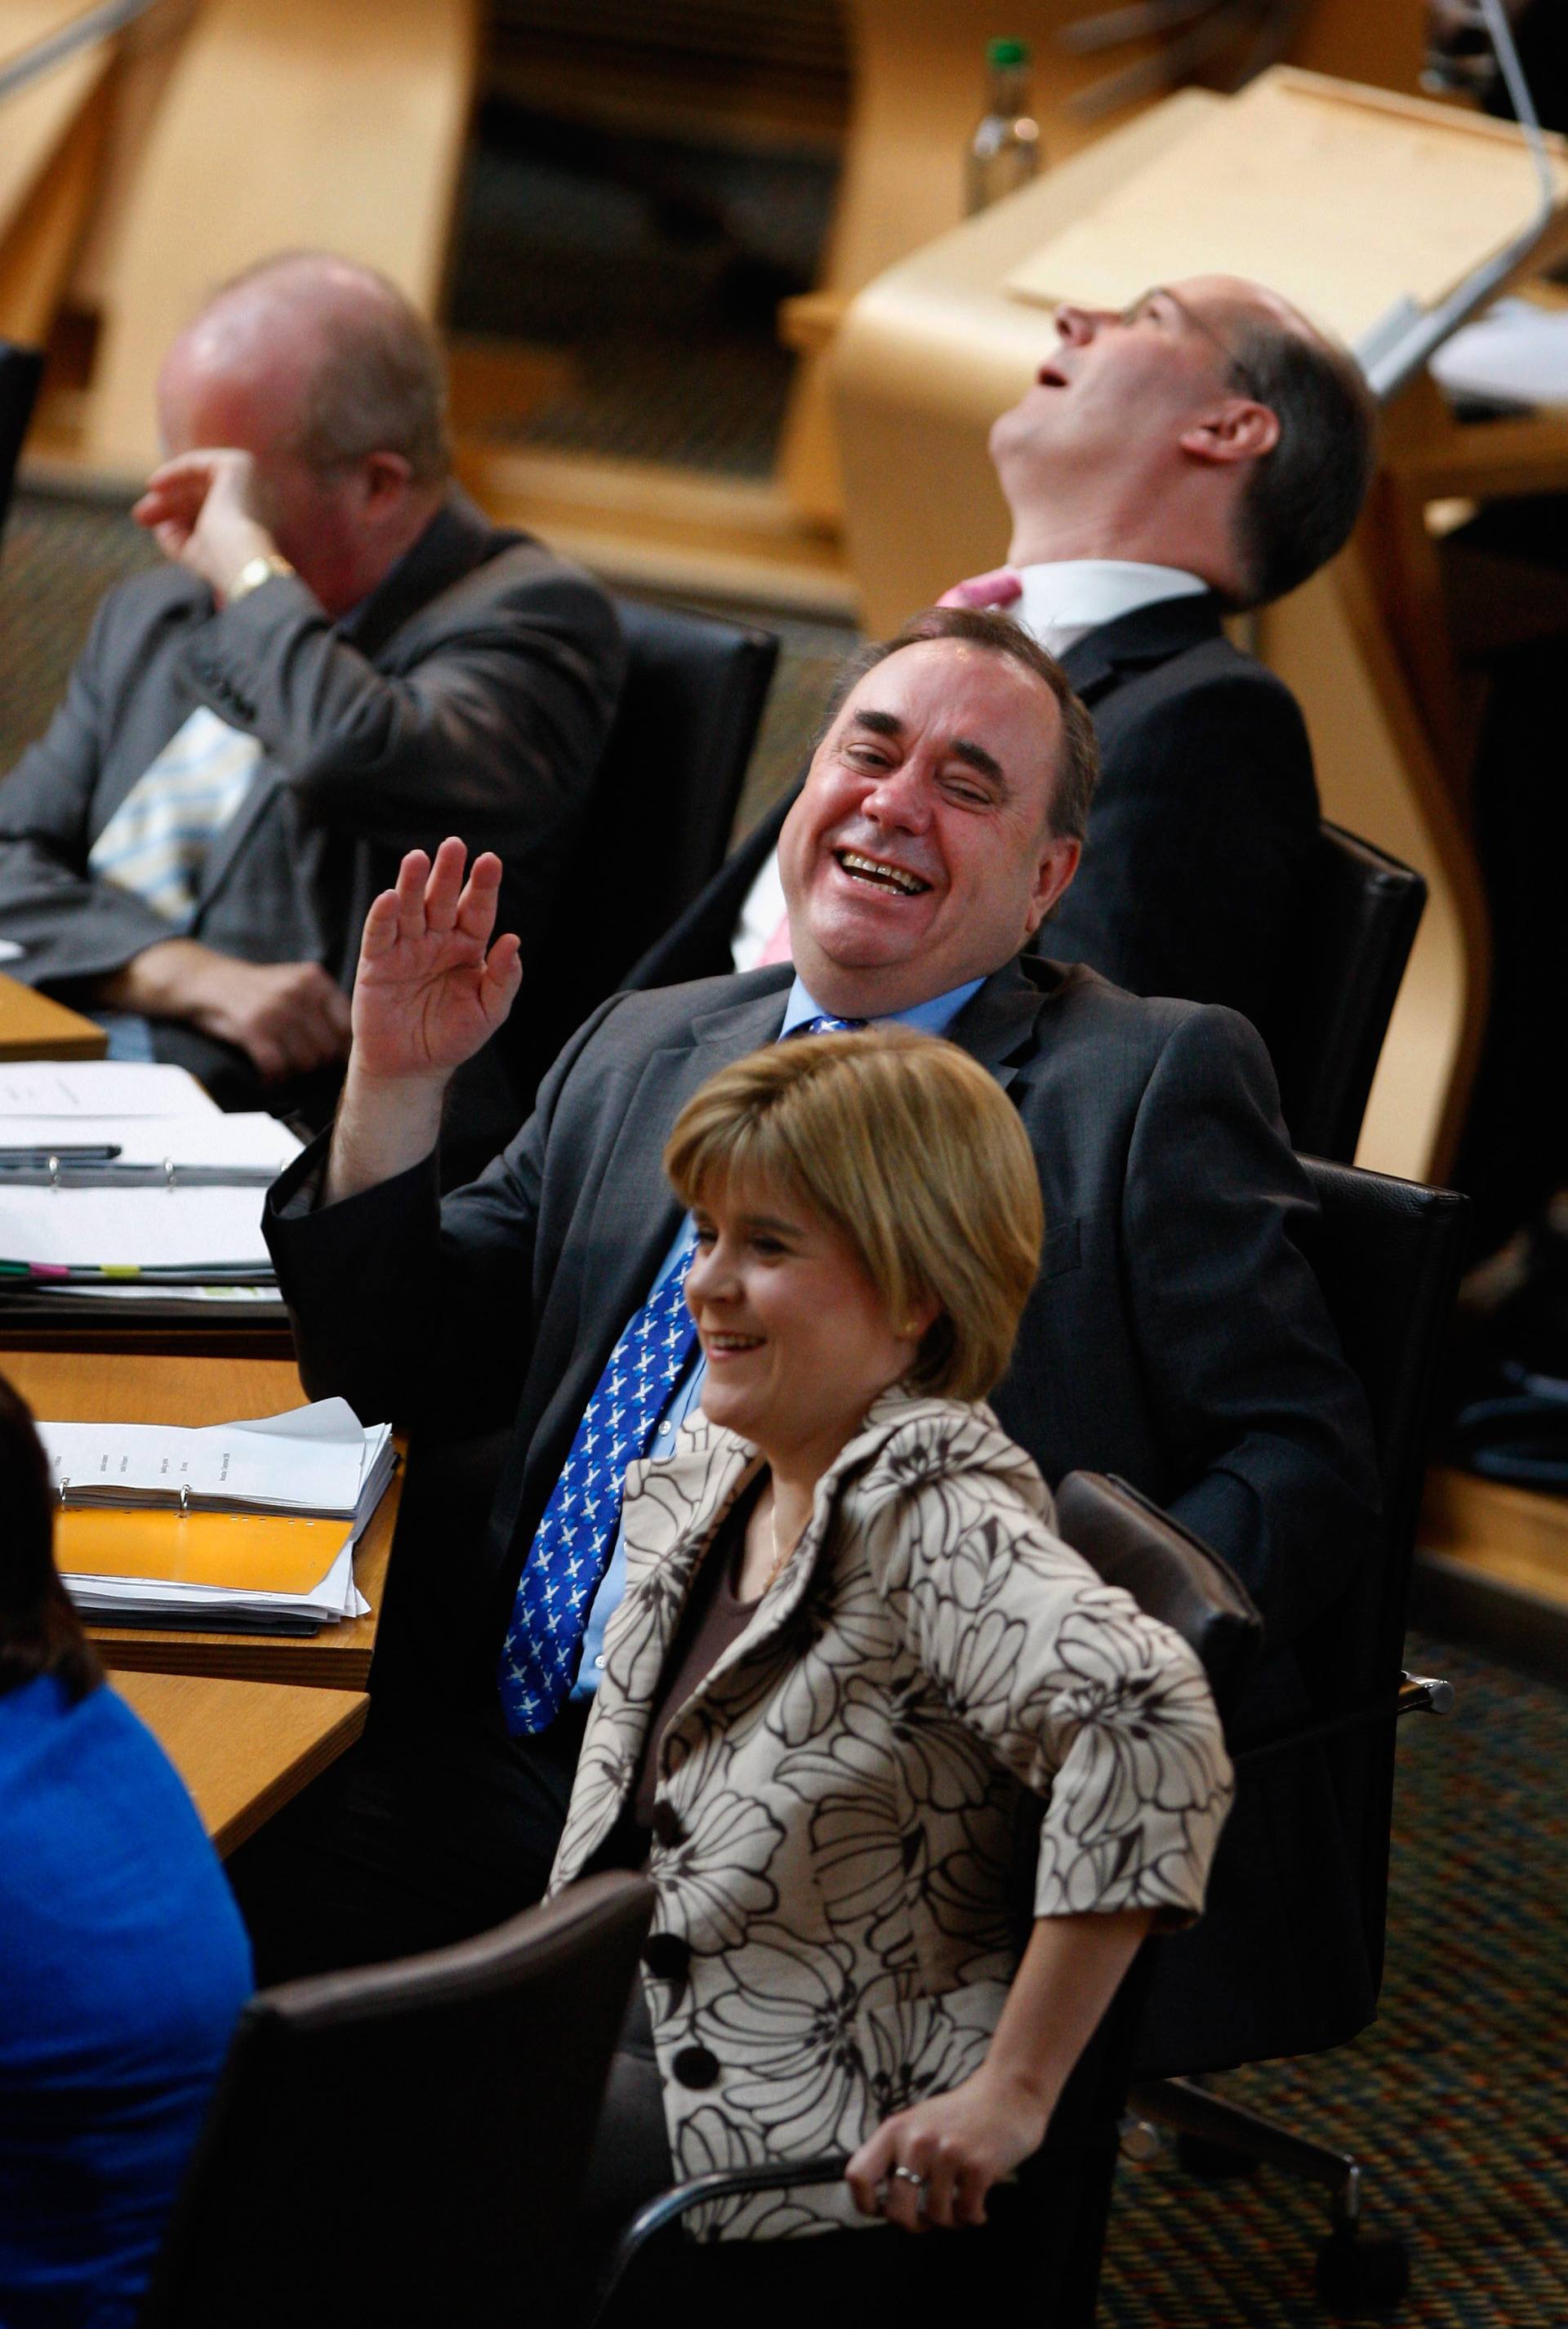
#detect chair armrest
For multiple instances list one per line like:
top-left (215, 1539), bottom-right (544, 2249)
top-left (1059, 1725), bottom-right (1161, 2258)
top-left (1396, 1671), bottom-right (1455, 1717)
top-left (593, 2157), bottom-right (849, 2322)
top-left (1232, 1669), bottom-right (1456, 1766)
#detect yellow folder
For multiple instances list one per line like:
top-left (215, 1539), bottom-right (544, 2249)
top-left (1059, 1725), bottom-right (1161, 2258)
top-left (58, 1507), bottom-right (352, 1593)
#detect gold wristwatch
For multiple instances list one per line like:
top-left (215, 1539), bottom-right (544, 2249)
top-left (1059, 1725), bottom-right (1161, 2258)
top-left (227, 551), bottom-right (296, 603)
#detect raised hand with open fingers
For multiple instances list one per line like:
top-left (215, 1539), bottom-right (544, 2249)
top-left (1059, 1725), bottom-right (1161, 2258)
top-left (351, 838), bottom-right (523, 1084)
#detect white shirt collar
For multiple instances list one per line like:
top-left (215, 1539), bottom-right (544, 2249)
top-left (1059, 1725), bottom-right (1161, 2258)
top-left (1013, 559), bottom-right (1208, 660)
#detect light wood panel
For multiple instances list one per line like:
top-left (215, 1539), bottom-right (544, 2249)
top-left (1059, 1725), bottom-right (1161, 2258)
top-left (0, 1347), bottom-right (396, 1689)
top-left (1422, 1464), bottom-right (1568, 1610)
top-left (81, 0), bottom-right (479, 477)
top-left (1005, 72), bottom-right (1568, 341)
top-left (0, 971), bottom-right (107, 1060)
top-left (0, 69), bottom-right (111, 345)
top-left (117, 1668), bottom-right (368, 1856)
top-left (0, 4), bottom-right (114, 245)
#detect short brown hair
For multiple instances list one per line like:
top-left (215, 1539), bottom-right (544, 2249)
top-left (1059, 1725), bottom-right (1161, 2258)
top-left (822, 606), bottom-right (1100, 845)
top-left (665, 1027), bottom-right (1043, 1403)
top-left (1227, 317), bottom-right (1377, 608)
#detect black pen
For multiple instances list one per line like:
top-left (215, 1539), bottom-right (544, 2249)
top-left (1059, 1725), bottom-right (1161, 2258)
top-left (0, 1144), bottom-right (122, 1164)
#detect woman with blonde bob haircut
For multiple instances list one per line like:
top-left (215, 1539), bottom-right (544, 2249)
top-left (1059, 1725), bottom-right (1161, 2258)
top-left (555, 1029), bottom-right (1232, 2307)
top-left (664, 1025), bottom-right (1041, 1405)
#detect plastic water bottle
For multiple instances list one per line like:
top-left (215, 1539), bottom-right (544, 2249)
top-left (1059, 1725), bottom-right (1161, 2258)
top-left (965, 38), bottom-right (1041, 216)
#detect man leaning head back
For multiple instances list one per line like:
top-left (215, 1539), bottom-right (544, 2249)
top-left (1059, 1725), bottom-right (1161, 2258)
top-left (987, 273), bottom-right (1376, 608)
top-left (777, 606), bottom-right (1098, 1018)
top-left (150, 251), bottom-right (451, 619)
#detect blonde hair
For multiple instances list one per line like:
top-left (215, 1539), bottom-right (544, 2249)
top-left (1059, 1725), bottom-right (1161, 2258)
top-left (664, 1028), bottom-right (1043, 1403)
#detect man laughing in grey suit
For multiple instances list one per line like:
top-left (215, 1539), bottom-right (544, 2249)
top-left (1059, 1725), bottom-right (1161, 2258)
top-left (247, 603), bottom-right (1380, 2088)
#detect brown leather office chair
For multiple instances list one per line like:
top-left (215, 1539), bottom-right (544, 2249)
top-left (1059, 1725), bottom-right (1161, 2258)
top-left (1264, 822), bottom-right (1428, 1164)
top-left (137, 1872), bottom-right (653, 2329)
top-left (590, 1473), bottom-right (1265, 2329)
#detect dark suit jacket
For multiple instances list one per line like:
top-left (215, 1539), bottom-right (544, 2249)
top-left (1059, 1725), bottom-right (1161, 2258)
top-left (628, 595), bottom-right (1318, 1040)
top-left (265, 955), bottom-right (1382, 2076)
top-left (0, 490), bottom-right (625, 1114)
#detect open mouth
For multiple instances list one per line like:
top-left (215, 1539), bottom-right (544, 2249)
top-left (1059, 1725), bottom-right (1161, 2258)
top-left (1036, 363), bottom-right (1069, 389)
top-left (834, 848), bottom-right (932, 898)
top-left (704, 1332), bottom-right (762, 1352)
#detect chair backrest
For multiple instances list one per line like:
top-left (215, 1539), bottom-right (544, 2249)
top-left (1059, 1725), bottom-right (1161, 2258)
top-left (509, 595), bottom-right (777, 1112)
top-left (1053, 1470), bottom-right (1263, 1719)
top-left (1263, 821), bottom-right (1427, 1164)
top-left (1009, 1472), bottom-right (1264, 2153)
top-left (0, 340), bottom-right (42, 547)
top-left (138, 1872), bottom-right (653, 2329)
top-left (1293, 1156), bottom-right (1469, 1984)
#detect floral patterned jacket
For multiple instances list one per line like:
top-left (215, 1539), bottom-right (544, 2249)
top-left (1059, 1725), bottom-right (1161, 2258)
top-left (549, 1390), bottom-right (1234, 2239)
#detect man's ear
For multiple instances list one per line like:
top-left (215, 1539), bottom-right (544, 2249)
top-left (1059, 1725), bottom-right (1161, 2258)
top-left (361, 451), bottom-right (415, 509)
top-left (1179, 398), bottom-right (1281, 470)
top-left (1024, 835), bottom-right (1080, 936)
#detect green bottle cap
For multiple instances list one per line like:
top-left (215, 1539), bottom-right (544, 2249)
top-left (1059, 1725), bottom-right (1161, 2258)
top-left (987, 38), bottom-right (1029, 67)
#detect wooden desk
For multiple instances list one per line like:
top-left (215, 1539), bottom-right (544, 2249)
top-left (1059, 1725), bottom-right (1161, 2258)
top-left (116, 1669), bottom-right (369, 1857)
top-left (0, 1348), bottom-right (398, 1690)
top-left (0, 973), bottom-right (106, 1061)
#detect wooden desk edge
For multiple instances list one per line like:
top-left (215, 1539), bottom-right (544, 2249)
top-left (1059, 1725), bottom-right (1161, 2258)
top-left (210, 1693), bottom-right (369, 1857)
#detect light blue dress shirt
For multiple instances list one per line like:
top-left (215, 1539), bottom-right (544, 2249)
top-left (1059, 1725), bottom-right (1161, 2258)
top-left (571, 971), bottom-right (984, 1695)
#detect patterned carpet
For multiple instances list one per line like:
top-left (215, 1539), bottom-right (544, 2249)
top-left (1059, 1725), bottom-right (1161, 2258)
top-left (1099, 1628), bottom-right (1568, 2327)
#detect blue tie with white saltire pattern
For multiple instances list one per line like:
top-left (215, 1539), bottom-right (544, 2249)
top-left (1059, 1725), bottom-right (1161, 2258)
top-left (495, 1010), bottom-right (867, 1736)
top-left (497, 1245), bottom-right (700, 1734)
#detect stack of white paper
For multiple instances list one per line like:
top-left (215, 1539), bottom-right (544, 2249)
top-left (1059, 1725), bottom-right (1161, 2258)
top-left (64, 1540), bottom-right (368, 1631)
top-left (0, 1064), bottom-right (301, 1307)
top-left (0, 1062), bottom-right (222, 1117)
top-left (1430, 296), bottom-right (1568, 410)
top-left (45, 1401), bottom-right (394, 1630)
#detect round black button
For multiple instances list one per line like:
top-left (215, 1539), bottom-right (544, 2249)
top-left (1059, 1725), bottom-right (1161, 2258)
top-left (642, 1932), bottom-right (692, 1982)
top-left (650, 1801), bottom-right (684, 1849)
top-left (671, 2045), bottom-right (720, 2091)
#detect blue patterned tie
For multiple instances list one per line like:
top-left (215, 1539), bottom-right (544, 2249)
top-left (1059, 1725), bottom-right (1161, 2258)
top-left (498, 1243), bottom-right (700, 1735)
top-left (496, 1009), bottom-right (867, 1736)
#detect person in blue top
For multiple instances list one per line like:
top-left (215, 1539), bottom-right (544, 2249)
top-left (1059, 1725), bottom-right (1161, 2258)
top-left (0, 1376), bottom-right (253, 2329)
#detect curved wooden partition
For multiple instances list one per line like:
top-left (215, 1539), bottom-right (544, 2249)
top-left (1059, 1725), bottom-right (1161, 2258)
top-left (78, 0), bottom-right (479, 479)
top-left (0, 1), bottom-right (118, 345)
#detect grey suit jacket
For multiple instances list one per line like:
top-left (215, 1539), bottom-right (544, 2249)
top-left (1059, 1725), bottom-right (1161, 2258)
top-left (266, 954), bottom-right (1383, 2074)
top-left (0, 489), bottom-right (625, 1107)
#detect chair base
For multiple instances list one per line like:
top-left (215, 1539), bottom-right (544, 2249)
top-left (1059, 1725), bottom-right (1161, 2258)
top-left (1133, 2077), bottom-right (1411, 2318)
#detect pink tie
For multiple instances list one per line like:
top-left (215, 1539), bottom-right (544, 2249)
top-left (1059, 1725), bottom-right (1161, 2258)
top-left (938, 567), bottom-right (1022, 611)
